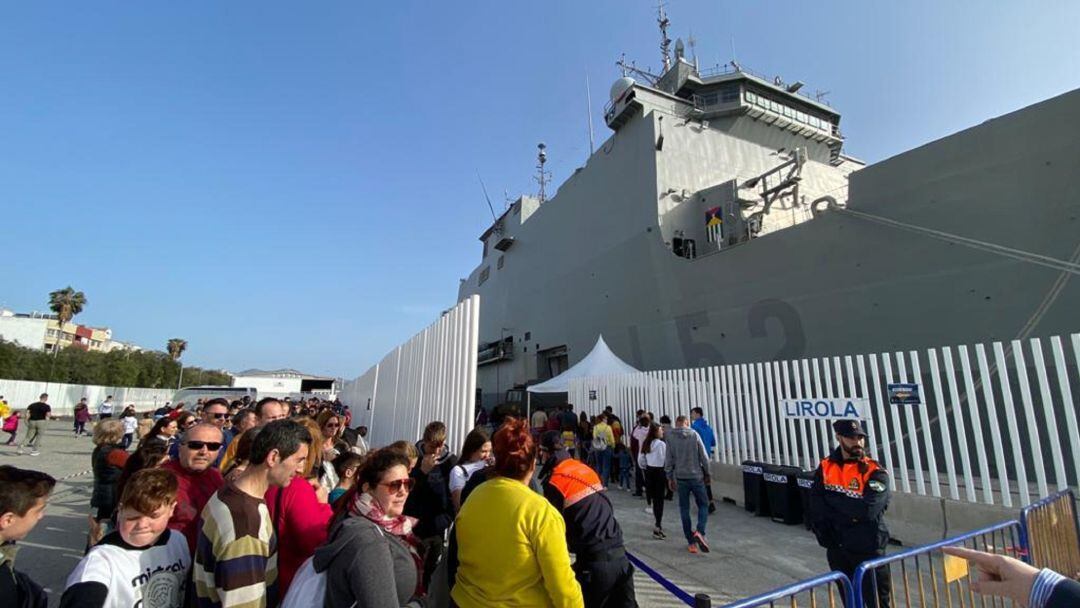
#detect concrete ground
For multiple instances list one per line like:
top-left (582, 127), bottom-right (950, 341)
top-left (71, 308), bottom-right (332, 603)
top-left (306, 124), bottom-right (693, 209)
top-left (2, 425), bottom-right (840, 607)
top-left (606, 483), bottom-right (830, 606)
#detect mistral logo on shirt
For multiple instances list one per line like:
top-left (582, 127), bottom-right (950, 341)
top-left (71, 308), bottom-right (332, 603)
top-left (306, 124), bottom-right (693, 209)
top-left (131, 557), bottom-right (187, 587)
top-left (132, 558), bottom-right (186, 608)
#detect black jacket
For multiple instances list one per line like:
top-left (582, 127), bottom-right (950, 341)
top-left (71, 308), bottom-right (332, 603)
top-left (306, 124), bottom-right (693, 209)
top-left (539, 450), bottom-right (624, 558)
top-left (90, 444), bottom-right (124, 519)
top-left (403, 448), bottom-right (457, 539)
top-left (808, 448), bottom-right (891, 556)
top-left (0, 547), bottom-right (47, 608)
top-left (1048, 577), bottom-right (1080, 608)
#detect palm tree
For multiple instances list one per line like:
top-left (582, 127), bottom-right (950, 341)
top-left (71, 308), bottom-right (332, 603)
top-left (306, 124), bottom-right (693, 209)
top-left (167, 338), bottom-right (188, 389)
top-left (48, 286), bottom-right (87, 356)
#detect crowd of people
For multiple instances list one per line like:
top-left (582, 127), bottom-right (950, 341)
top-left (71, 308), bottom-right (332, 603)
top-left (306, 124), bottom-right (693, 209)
top-left (0, 395), bottom-right (725, 608)
top-left (2, 394), bottom-right (1076, 608)
top-left (528, 403), bottom-right (717, 553)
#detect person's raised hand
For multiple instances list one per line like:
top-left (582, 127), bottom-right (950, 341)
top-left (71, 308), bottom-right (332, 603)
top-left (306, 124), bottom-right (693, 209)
top-left (941, 546), bottom-right (1039, 607)
top-left (421, 453), bottom-right (438, 474)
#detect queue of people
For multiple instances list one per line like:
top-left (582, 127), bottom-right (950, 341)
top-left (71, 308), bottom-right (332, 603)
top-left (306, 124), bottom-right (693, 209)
top-left (531, 404), bottom-right (717, 555)
top-left (6, 392), bottom-right (1017, 608)
top-left (3, 395), bottom-right (643, 608)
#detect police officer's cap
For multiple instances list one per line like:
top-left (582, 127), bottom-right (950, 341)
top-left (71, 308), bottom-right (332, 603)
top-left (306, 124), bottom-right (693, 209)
top-left (832, 419), bottom-right (867, 438)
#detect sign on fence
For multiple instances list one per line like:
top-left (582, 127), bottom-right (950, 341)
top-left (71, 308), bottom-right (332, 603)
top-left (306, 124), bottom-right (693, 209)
top-left (887, 383), bottom-right (921, 405)
top-left (781, 398), bottom-right (868, 420)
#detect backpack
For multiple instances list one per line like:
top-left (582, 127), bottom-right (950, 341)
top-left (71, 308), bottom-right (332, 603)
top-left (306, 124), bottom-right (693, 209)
top-left (281, 556), bottom-right (332, 608)
top-left (591, 432), bottom-right (608, 452)
top-left (283, 525), bottom-right (390, 608)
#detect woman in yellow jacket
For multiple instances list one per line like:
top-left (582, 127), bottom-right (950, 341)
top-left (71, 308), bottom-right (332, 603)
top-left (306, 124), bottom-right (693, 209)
top-left (452, 417), bottom-right (584, 608)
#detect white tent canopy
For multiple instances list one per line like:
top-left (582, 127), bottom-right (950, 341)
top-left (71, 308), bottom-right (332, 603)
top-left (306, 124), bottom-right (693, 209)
top-left (527, 335), bottom-right (639, 393)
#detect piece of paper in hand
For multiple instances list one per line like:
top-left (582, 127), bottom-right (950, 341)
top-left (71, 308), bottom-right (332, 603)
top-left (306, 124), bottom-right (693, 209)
top-left (943, 554), bottom-right (969, 583)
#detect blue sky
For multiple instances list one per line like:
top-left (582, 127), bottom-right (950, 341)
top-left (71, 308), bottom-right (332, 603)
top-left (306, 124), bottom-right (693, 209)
top-left (2, 1), bottom-right (1078, 378)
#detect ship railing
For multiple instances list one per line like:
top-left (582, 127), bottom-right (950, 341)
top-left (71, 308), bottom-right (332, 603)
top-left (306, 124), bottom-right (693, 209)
top-left (698, 62), bottom-right (831, 106)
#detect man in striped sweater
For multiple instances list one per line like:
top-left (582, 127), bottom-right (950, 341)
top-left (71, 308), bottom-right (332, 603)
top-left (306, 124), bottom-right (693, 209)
top-left (193, 419), bottom-right (312, 608)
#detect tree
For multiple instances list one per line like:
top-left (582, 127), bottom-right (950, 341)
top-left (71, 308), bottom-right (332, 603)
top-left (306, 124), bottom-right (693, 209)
top-left (0, 339), bottom-right (229, 388)
top-left (167, 338), bottom-right (188, 389)
top-left (48, 286), bottom-right (88, 353)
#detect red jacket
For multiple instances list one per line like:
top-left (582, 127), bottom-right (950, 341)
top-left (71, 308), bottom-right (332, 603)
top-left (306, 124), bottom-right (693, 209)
top-left (266, 477), bottom-right (332, 596)
top-left (162, 459), bottom-right (224, 554)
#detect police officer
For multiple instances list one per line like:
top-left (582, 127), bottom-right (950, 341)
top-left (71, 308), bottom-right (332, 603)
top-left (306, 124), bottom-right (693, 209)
top-left (809, 420), bottom-right (891, 608)
top-left (538, 431), bottom-right (637, 608)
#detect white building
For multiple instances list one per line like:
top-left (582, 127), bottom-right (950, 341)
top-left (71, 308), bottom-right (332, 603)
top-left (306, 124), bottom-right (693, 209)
top-left (0, 310), bottom-right (49, 350)
top-left (1, 308), bottom-right (144, 353)
top-left (231, 368), bottom-right (337, 399)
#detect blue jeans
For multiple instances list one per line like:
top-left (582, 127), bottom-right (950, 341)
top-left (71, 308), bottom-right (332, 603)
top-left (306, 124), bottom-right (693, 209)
top-left (676, 479), bottom-right (709, 543)
top-left (597, 448), bottom-right (612, 487)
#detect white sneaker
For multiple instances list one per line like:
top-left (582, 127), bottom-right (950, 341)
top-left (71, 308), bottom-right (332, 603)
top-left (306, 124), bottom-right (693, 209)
top-left (644, 506), bottom-right (653, 514)
top-left (16, 448), bottom-right (24, 455)
top-left (29, 451), bottom-right (40, 457)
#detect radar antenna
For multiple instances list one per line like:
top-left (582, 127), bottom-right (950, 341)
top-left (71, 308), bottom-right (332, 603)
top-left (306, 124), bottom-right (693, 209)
top-left (535, 143), bottom-right (551, 204)
top-left (615, 56), bottom-right (660, 86)
top-left (476, 171), bottom-right (498, 224)
top-left (688, 30), bottom-right (699, 71)
top-left (657, 2), bottom-right (672, 72)
top-left (585, 71), bottom-right (595, 156)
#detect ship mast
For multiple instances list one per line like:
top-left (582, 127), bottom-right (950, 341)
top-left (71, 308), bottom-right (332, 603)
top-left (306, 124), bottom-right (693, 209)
top-left (658, 2), bottom-right (672, 72)
top-left (535, 143), bottom-right (550, 204)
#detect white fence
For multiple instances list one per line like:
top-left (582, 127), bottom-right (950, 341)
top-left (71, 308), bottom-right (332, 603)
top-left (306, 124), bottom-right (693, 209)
top-left (340, 295), bottom-right (479, 450)
top-left (569, 333), bottom-right (1080, 507)
top-left (0, 379), bottom-right (174, 417)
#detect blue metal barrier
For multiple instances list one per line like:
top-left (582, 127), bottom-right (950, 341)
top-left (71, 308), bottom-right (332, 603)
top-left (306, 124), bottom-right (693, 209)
top-left (1019, 489), bottom-right (1080, 576)
top-left (625, 551), bottom-right (711, 607)
top-left (852, 519), bottom-right (1023, 608)
top-left (719, 571), bottom-right (855, 608)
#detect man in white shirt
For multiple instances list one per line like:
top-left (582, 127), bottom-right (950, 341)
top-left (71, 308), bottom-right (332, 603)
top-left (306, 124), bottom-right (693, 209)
top-left (530, 408), bottom-right (548, 430)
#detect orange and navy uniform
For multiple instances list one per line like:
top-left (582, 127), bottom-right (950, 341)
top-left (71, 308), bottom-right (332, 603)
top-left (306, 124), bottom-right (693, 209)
top-left (809, 447), bottom-right (891, 556)
top-left (540, 451), bottom-right (624, 557)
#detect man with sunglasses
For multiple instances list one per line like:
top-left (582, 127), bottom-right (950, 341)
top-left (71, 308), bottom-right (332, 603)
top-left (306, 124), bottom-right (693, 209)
top-left (200, 398), bottom-right (233, 468)
top-left (162, 423), bottom-right (225, 553)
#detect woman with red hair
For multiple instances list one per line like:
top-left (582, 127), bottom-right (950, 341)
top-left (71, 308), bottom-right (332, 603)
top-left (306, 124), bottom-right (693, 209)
top-left (451, 418), bottom-right (583, 607)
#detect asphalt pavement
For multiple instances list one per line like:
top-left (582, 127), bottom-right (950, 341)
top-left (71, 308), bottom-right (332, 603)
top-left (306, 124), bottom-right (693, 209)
top-left (1, 423), bottom-right (833, 607)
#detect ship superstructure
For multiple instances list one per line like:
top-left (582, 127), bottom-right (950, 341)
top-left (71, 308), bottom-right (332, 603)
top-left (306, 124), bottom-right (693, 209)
top-left (457, 12), bottom-right (1080, 409)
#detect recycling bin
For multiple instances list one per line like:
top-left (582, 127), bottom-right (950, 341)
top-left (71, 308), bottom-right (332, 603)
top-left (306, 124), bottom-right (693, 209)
top-left (764, 464), bottom-right (804, 525)
top-left (741, 460), bottom-right (770, 516)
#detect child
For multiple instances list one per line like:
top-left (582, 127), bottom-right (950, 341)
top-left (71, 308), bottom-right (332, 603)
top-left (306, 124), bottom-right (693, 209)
top-left (560, 423), bottom-right (577, 459)
top-left (61, 468), bottom-right (189, 608)
top-left (616, 441), bottom-right (633, 491)
top-left (2, 411), bottom-right (19, 445)
top-left (0, 465), bottom-right (56, 608)
top-left (120, 407), bottom-right (138, 450)
top-left (328, 451), bottom-right (365, 504)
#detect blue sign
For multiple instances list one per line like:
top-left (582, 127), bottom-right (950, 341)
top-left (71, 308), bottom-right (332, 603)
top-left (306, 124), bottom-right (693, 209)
top-left (888, 383), bottom-right (922, 405)
top-left (781, 398), bottom-right (868, 420)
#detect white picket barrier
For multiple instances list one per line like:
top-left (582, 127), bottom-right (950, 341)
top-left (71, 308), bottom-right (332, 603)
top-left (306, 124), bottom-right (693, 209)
top-left (569, 333), bottom-right (1080, 506)
top-left (0, 379), bottom-right (174, 417)
top-left (339, 296), bottom-right (479, 451)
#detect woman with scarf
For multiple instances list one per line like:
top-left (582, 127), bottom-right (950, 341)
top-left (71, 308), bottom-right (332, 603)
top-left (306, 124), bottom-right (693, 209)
top-left (312, 448), bottom-right (426, 607)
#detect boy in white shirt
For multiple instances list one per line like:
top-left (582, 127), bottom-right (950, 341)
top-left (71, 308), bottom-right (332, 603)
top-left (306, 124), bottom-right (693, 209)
top-left (60, 468), bottom-right (189, 608)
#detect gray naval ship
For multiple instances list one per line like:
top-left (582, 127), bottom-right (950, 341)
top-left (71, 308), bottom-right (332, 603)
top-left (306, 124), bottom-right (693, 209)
top-left (457, 12), bottom-right (1080, 409)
